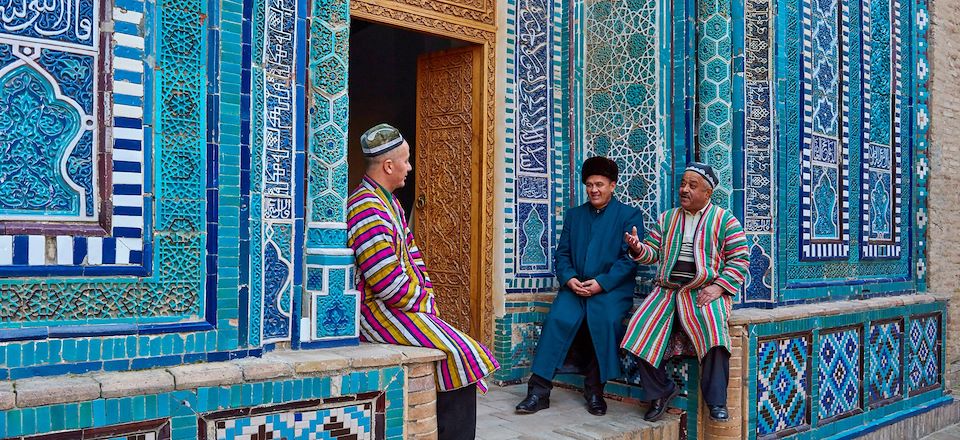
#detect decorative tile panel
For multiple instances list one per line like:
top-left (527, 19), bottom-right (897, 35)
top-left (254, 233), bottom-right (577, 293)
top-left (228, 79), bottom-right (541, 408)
top-left (579, 0), bottom-right (669, 233)
top-left (512, 0), bottom-right (554, 276)
top-left (744, 0), bottom-right (775, 235)
top-left (818, 328), bottom-right (861, 422)
top-left (757, 334), bottom-right (810, 437)
top-left (0, 0), bottom-right (208, 325)
top-left (213, 404), bottom-right (375, 440)
top-left (860, 0), bottom-right (905, 259)
top-left (697, 0), bottom-right (733, 208)
top-left (2, 419), bottom-right (170, 440)
top-left (0, 0), bottom-right (149, 273)
top-left (868, 319), bottom-right (903, 406)
top-left (907, 314), bottom-right (940, 394)
top-left (799, 0), bottom-right (851, 260)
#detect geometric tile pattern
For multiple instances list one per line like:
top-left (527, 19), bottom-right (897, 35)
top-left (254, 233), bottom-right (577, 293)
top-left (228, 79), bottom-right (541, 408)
top-left (0, 0), bottom-right (149, 273)
top-left (697, 0), bottom-right (734, 208)
top-left (799, 0), bottom-right (851, 259)
top-left (580, 0), bottom-right (668, 234)
top-left (868, 319), bottom-right (903, 405)
top-left (860, 0), bottom-right (905, 259)
top-left (4, 419), bottom-right (170, 440)
top-left (0, 0), bottom-right (209, 325)
top-left (214, 403), bottom-right (374, 440)
top-left (907, 314), bottom-right (940, 394)
top-left (757, 335), bottom-right (810, 436)
top-left (914, 0), bottom-right (930, 287)
top-left (818, 328), bottom-right (861, 422)
top-left (302, 0), bottom-right (355, 343)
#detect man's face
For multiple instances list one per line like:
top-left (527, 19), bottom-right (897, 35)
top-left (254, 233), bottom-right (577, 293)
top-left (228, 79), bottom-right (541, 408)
top-left (679, 171), bottom-right (713, 212)
top-left (385, 142), bottom-right (413, 189)
top-left (584, 175), bottom-right (615, 209)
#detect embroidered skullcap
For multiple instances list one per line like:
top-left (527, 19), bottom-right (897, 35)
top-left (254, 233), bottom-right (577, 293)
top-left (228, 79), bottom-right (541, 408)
top-left (360, 123), bottom-right (405, 157)
top-left (685, 162), bottom-right (719, 189)
top-left (581, 156), bottom-right (619, 184)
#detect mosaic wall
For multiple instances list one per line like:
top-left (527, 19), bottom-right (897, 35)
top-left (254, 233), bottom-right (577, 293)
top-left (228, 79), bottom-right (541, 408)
top-left (574, 0), bottom-right (671, 234)
top-left (0, 0), bottom-right (217, 328)
top-left (697, 0), bottom-right (733, 208)
top-left (1, 420), bottom-right (170, 440)
top-left (502, 0), bottom-right (567, 292)
top-left (0, 368), bottom-right (404, 440)
top-left (779, 0), bottom-right (919, 300)
top-left (749, 304), bottom-right (945, 440)
top-left (201, 393), bottom-right (384, 440)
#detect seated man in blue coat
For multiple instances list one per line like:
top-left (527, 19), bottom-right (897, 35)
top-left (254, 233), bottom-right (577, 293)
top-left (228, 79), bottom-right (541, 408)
top-left (515, 156), bottom-right (644, 416)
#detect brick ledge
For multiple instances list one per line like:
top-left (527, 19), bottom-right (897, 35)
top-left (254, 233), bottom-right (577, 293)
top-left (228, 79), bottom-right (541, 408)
top-left (729, 293), bottom-right (946, 326)
top-left (0, 343), bottom-right (444, 410)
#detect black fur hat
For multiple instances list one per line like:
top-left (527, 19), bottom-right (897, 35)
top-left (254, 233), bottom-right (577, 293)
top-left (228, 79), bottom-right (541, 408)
top-left (581, 156), bottom-right (619, 184)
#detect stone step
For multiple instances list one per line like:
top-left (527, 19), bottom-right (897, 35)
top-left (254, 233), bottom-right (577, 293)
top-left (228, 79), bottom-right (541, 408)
top-left (477, 385), bottom-right (682, 440)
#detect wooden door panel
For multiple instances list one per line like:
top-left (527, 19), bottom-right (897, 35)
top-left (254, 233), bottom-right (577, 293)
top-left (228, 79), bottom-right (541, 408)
top-left (415, 46), bottom-right (483, 339)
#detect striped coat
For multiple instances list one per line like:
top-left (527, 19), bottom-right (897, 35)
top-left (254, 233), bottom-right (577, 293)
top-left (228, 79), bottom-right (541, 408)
top-left (621, 203), bottom-right (749, 366)
top-left (346, 176), bottom-right (499, 392)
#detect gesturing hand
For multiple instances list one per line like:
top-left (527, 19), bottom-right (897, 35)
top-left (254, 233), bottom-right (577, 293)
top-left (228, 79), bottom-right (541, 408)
top-left (624, 226), bottom-right (642, 256)
top-left (696, 284), bottom-right (725, 307)
top-left (567, 278), bottom-right (590, 297)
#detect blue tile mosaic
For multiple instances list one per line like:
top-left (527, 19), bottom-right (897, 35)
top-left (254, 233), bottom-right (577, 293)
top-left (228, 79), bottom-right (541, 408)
top-left (868, 320), bottom-right (903, 405)
top-left (818, 328), bottom-right (861, 422)
top-left (907, 314), bottom-right (940, 393)
top-left (757, 335), bottom-right (810, 436)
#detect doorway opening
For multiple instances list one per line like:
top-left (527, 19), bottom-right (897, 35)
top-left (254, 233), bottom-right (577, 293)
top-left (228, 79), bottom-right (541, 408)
top-left (347, 20), bottom-right (469, 215)
top-left (347, 19), bottom-right (486, 341)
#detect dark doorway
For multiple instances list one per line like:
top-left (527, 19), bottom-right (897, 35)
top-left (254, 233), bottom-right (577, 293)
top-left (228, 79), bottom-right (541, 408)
top-left (347, 20), bottom-right (469, 215)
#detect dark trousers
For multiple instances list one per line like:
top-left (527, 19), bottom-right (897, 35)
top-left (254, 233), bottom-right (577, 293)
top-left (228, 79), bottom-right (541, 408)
top-left (437, 383), bottom-right (477, 440)
top-left (634, 346), bottom-right (730, 406)
top-left (528, 320), bottom-right (604, 398)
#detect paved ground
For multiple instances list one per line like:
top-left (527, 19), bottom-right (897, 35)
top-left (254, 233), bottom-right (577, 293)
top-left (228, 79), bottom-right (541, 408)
top-left (924, 424), bottom-right (960, 439)
top-left (475, 385), bottom-right (681, 440)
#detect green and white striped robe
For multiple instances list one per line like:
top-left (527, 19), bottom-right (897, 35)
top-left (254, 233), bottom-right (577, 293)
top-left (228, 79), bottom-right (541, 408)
top-left (621, 203), bottom-right (750, 366)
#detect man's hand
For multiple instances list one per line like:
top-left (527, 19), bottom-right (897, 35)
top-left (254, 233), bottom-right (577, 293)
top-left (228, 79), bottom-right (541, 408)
top-left (567, 278), bottom-right (590, 297)
top-left (581, 279), bottom-right (603, 296)
top-left (624, 226), bottom-right (642, 256)
top-left (696, 284), bottom-right (725, 307)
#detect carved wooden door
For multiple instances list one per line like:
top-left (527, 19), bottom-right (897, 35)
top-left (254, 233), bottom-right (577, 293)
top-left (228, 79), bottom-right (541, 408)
top-left (414, 46), bottom-right (483, 339)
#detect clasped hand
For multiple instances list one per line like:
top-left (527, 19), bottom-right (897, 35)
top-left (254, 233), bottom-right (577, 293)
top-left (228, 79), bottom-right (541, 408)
top-left (567, 278), bottom-right (602, 297)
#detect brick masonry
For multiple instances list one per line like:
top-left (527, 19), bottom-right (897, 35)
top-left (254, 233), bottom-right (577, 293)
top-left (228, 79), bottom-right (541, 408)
top-left (927, 0), bottom-right (960, 393)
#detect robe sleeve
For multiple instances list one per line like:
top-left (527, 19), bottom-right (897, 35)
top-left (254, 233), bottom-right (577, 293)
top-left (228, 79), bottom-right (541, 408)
top-left (713, 212), bottom-right (751, 296)
top-left (347, 199), bottom-right (425, 310)
top-left (554, 210), bottom-right (578, 286)
top-left (630, 211), bottom-right (665, 264)
top-left (594, 207), bottom-right (644, 292)
top-left (406, 227), bottom-right (434, 290)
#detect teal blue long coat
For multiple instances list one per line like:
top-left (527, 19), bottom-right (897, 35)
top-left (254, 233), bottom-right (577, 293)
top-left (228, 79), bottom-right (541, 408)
top-left (530, 198), bottom-right (644, 383)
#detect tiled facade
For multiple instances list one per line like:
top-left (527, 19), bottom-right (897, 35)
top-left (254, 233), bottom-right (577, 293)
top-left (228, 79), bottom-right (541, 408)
top-left (0, 0), bottom-right (951, 436)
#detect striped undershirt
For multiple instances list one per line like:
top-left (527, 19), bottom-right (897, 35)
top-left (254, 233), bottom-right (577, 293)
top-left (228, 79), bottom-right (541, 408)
top-left (669, 206), bottom-right (707, 285)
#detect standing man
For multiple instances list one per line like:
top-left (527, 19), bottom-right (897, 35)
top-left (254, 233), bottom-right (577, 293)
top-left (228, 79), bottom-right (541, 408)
top-left (621, 162), bottom-right (749, 422)
top-left (347, 123), bottom-right (499, 440)
top-left (515, 156), bottom-right (644, 416)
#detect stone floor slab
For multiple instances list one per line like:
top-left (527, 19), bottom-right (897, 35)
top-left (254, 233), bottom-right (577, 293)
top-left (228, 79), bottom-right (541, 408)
top-left (477, 385), bottom-right (680, 440)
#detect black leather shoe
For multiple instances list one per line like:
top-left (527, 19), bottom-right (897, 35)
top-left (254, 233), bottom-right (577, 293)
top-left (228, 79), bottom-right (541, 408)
top-left (643, 386), bottom-right (680, 422)
top-left (585, 394), bottom-right (607, 416)
top-left (515, 394), bottom-right (550, 414)
top-left (708, 405), bottom-right (729, 422)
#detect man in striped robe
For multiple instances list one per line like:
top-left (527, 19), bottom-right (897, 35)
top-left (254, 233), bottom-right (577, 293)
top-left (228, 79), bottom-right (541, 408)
top-left (346, 124), bottom-right (499, 440)
top-left (621, 162), bottom-right (750, 423)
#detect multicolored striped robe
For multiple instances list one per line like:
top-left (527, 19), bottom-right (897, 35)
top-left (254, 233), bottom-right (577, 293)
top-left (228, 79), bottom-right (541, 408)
top-left (621, 203), bottom-right (749, 366)
top-left (346, 176), bottom-right (499, 392)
